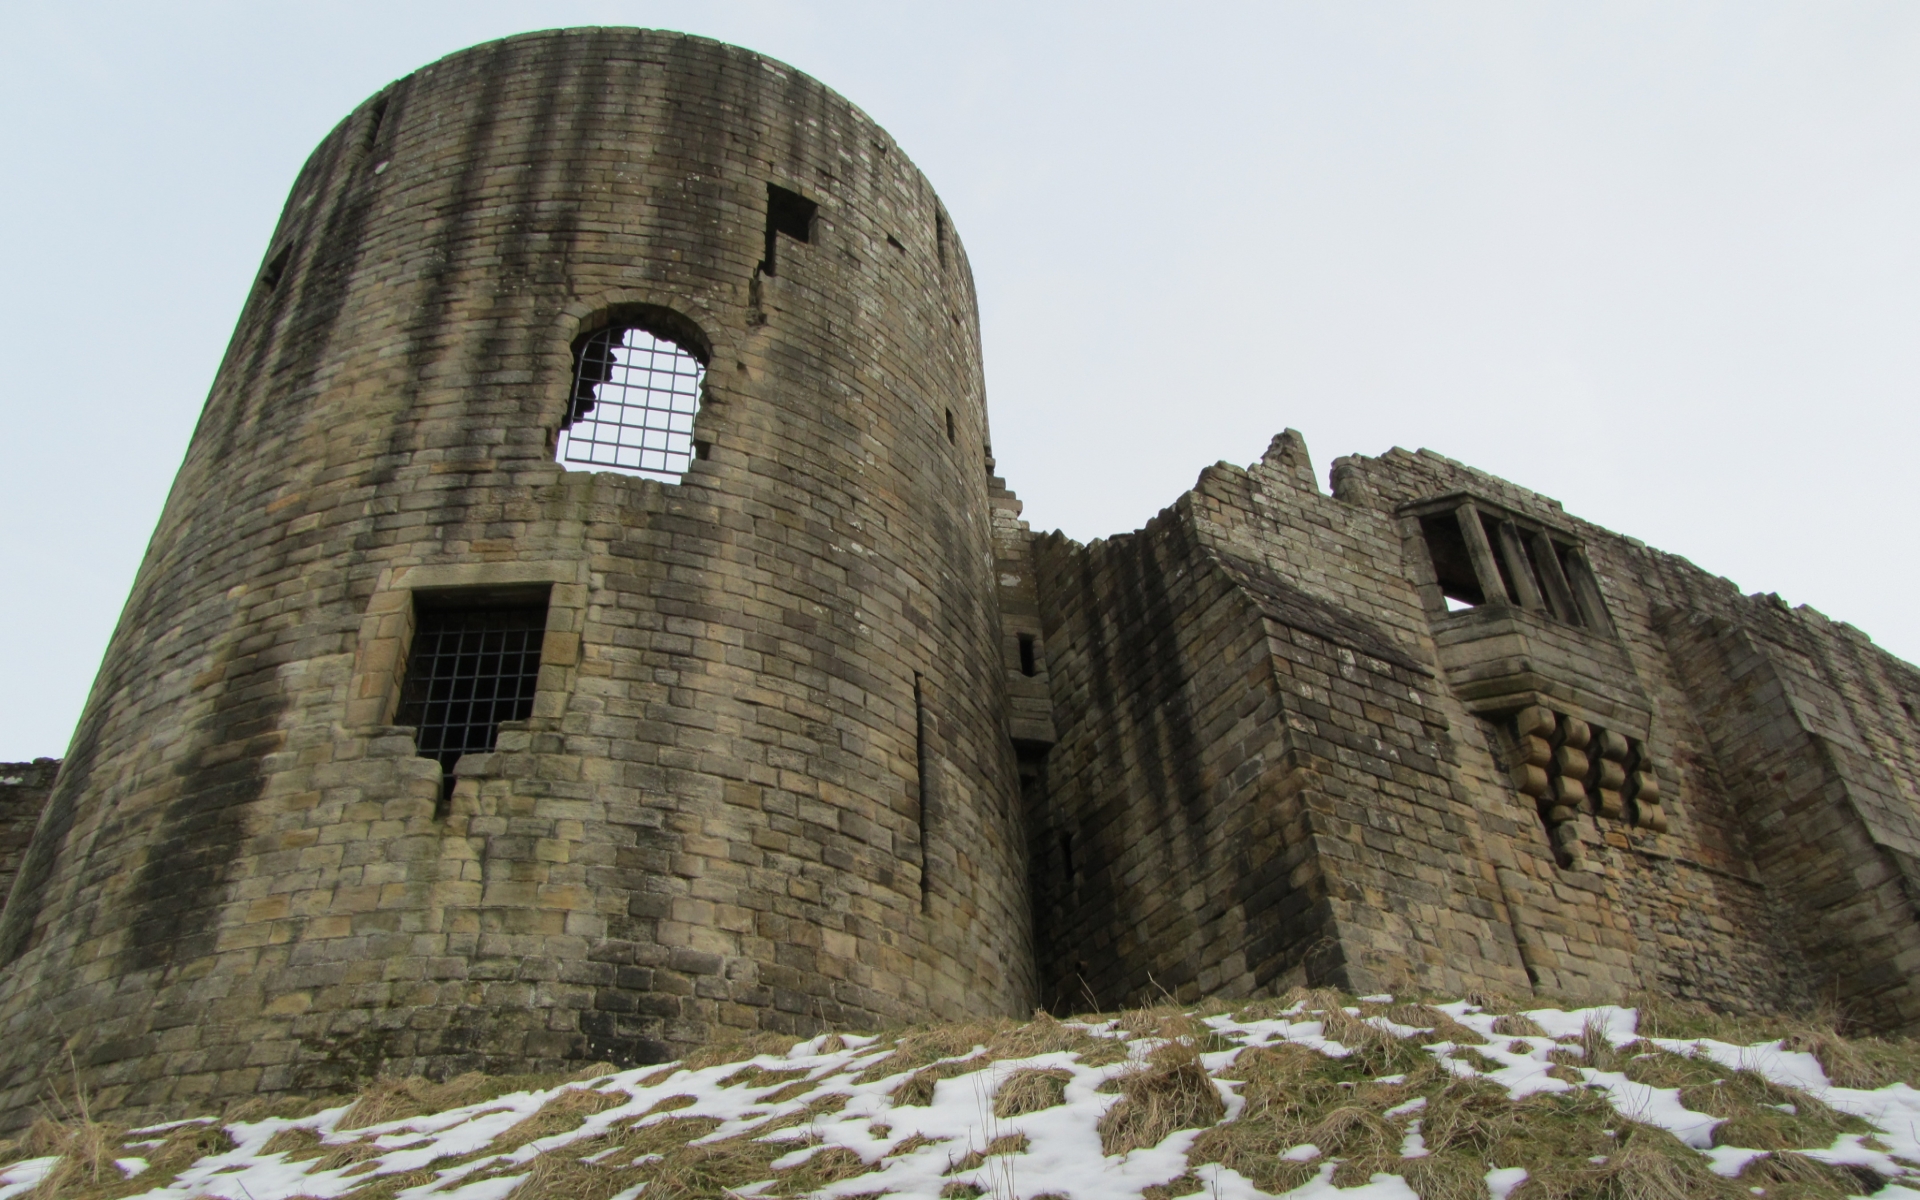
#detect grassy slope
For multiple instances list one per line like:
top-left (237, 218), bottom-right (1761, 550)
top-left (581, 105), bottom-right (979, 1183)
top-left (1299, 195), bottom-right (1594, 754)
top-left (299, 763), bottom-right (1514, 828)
top-left (5, 988), bottom-right (1919, 1200)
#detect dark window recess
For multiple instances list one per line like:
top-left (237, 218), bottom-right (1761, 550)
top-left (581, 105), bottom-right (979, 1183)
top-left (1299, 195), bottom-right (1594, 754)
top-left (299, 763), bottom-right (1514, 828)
top-left (1419, 513), bottom-right (1485, 610)
top-left (1018, 633), bottom-right (1038, 677)
top-left (397, 602), bottom-right (547, 810)
top-left (886, 233), bottom-right (906, 253)
top-left (935, 209), bottom-right (948, 269)
top-left (259, 245), bottom-right (291, 292)
top-left (1417, 500), bottom-right (1610, 630)
top-left (945, 409), bottom-right (956, 444)
top-left (363, 96), bottom-right (389, 152)
top-left (1059, 831), bottom-right (1076, 880)
top-left (761, 183), bottom-right (817, 275)
top-left (558, 326), bottom-right (705, 483)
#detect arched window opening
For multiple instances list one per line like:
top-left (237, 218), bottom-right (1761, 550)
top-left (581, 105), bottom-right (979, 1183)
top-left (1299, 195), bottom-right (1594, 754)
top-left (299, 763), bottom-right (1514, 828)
top-left (556, 325), bottom-right (705, 483)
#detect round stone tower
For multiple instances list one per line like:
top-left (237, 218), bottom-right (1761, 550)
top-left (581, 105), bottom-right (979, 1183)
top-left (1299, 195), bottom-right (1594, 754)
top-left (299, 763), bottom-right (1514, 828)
top-left (0, 28), bottom-right (1032, 1124)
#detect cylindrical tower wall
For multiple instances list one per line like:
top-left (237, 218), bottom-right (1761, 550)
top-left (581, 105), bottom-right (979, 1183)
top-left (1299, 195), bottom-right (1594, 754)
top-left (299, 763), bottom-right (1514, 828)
top-left (0, 28), bottom-right (1031, 1123)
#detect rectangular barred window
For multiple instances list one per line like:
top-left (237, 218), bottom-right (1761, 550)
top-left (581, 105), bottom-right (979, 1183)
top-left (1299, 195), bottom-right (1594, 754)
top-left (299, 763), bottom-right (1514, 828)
top-left (397, 595), bottom-right (548, 806)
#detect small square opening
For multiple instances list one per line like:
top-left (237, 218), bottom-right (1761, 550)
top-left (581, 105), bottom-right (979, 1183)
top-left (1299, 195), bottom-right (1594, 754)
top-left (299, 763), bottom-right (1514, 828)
top-left (397, 588), bottom-right (549, 812)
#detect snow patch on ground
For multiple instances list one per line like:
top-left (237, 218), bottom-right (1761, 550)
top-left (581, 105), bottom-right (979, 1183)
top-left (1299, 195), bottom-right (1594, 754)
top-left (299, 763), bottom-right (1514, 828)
top-left (13, 1000), bottom-right (1920, 1199)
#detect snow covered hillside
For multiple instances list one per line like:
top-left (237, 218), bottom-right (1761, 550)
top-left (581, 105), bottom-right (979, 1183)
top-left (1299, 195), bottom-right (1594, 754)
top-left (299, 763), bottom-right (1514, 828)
top-left (6, 990), bottom-right (1919, 1199)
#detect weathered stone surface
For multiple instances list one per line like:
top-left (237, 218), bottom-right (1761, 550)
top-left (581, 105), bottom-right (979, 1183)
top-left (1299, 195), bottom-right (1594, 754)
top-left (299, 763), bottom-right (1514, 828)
top-left (4, 28), bottom-right (1920, 1133)
top-left (0, 29), bottom-right (1028, 1129)
top-left (0, 762), bottom-right (56, 909)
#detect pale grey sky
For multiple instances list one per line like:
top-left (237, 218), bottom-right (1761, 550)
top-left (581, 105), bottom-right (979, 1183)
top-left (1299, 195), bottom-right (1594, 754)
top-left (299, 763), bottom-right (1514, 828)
top-left (3, 2), bottom-right (1916, 761)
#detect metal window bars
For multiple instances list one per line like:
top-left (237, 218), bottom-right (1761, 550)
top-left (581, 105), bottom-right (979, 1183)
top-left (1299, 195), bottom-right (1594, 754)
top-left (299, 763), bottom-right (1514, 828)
top-left (556, 326), bottom-right (704, 482)
top-left (396, 605), bottom-right (547, 801)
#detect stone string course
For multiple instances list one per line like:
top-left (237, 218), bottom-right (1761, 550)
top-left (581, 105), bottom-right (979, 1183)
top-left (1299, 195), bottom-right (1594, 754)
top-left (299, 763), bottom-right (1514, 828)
top-left (1, 27), bottom-right (1917, 1130)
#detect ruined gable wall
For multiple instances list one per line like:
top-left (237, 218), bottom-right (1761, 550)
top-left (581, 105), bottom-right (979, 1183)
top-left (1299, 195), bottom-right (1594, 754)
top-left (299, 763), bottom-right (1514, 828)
top-left (1182, 450), bottom-right (1532, 1000)
top-left (1025, 511), bottom-right (1328, 1009)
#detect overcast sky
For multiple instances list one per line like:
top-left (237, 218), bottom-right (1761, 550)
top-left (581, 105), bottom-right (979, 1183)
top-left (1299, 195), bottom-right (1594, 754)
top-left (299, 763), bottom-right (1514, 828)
top-left (2, 2), bottom-right (1916, 761)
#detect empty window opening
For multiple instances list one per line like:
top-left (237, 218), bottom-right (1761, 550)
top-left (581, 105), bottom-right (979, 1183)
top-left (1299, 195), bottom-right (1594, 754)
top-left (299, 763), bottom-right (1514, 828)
top-left (1419, 513), bottom-right (1485, 609)
top-left (1018, 633), bottom-right (1038, 677)
top-left (1412, 497), bottom-right (1613, 631)
top-left (935, 209), bottom-right (948, 269)
top-left (886, 233), bottom-right (906, 253)
top-left (762, 183), bottom-right (817, 276)
top-left (945, 409), bottom-right (956, 444)
top-left (397, 597), bottom-right (547, 813)
top-left (363, 97), bottom-right (389, 153)
top-left (259, 245), bottom-right (291, 293)
top-left (1059, 831), bottom-right (1076, 880)
top-left (557, 325), bottom-right (705, 483)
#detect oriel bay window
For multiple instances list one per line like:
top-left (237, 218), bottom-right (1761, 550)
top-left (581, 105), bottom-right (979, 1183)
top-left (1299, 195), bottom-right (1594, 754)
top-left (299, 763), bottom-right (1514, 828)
top-left (1408, 496), bottom-right (1613, 634)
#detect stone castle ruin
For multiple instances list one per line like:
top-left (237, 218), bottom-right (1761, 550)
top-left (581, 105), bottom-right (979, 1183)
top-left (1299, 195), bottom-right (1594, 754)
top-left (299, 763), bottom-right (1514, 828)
top-left (2, 27), bottom-right (1918, 1128)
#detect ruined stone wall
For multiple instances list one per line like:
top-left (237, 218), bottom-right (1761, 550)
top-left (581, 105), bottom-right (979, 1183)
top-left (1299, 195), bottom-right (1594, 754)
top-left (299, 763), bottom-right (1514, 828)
top-left (0, 763), bottom-right (56, 911)
top-left (1326, 446), bottom-right (1812, 1014)
top-left (1024, 512), bottom-right (1331, 1010)
top-left (1022, 430), bottom-right (1888, 1019)
top-left (0, 29), bottom-right (1030, 1129)
top-left (1025, 441), bottom-right (1534, 1007)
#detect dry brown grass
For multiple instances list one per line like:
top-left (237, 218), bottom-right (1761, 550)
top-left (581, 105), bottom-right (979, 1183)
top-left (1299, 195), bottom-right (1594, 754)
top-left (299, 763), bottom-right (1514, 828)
top-left (1491, 1012), bottom-right (1547, 1038)
top-left (1582, 1133), bottom-right (1745, 1200)
top-left (718, 1064), bottom-right (812, 1090)
top-left (509, 1147), bottom-right (642, 1200)
top-left (631, 1093), bottom-right (698, 1121)
top-left (850, 1023), bottom-right (1000, 1086)
top-left (676, 1032), bottom-right (802, 1073)
top-left (23, 1116), bottom-right (125, 1200)
top-left (336, 1070), bottom-right (569, 1130)
top-left (1097, 1042), bottom-right (1226, 1156)
top-left (490, 1085), bottom-right (629, 1153)
top-left (1141, 1171), bottom-right (1205, 1200)
top-left (769, 1144), bottom-right (875, 1194)
top-left (890, 1058), bottom-right (989, 1108)
top-left (944, 1131), bottom-right (1030, 1174)
top-left (1780, 1023), bottom-right (1920, 1090)
top-left (1736, 1149), bottom-right (1888, 1200)
top-left (993, 1067), bottom-right (1072, 1117)
top-left (631, 1128), bottom-right (790, 1200)
top-left (18, 1115), bottom-right (239, 1200)
top-left (1675, 1068), bottom-right (1870, 1152)
top-left (885, 1132), bottom-right (951, 1157)
top-left (742, 1092), bottom-right (849, 1136)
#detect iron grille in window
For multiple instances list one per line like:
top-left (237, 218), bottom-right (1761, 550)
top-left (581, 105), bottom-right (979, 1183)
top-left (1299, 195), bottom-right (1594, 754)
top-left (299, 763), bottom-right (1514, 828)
top-left (556, 326), bottom-right (704, 483)
top-left (397, 604), bottom-right (546, 801)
